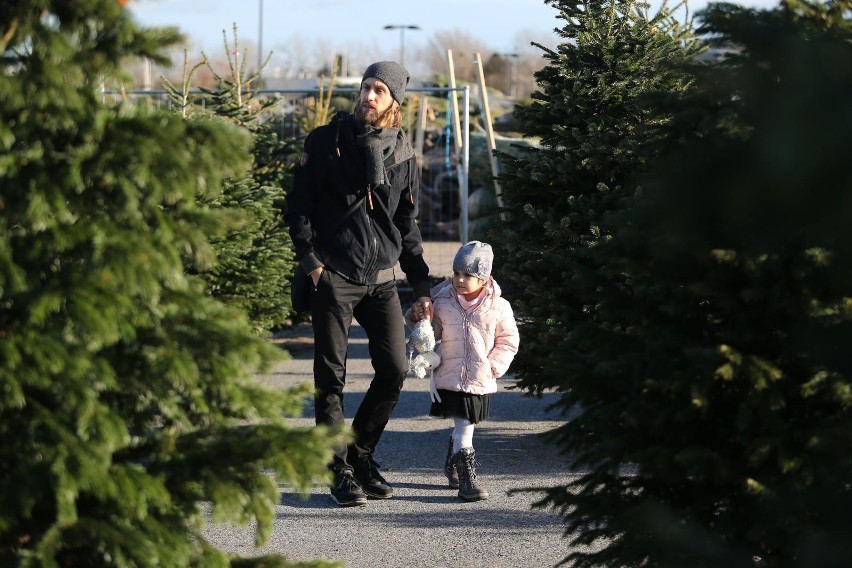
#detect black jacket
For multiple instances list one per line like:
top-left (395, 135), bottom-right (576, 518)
top-left (284, 112), bottom-right (431, 298)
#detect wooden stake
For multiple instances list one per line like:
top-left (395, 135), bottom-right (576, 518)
top-left (446, 49), bottom-right (463, 157)
top-left (474, 52), bottom-right (504, 210)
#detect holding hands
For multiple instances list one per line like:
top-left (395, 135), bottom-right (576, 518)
top-left (411, 296), bottom-right (433, 321)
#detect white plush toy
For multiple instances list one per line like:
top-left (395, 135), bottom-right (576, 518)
top-left (407, 319), bottom-right (442, 402)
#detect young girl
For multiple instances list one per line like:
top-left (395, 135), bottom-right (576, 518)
top-left (407, 241), bottom-right (519, 501)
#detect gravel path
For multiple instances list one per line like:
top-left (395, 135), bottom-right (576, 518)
top-left (205, 323), bottom-right (587, 568)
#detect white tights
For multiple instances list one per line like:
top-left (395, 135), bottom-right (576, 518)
top-left (452, 418), bottom-right (475, 454)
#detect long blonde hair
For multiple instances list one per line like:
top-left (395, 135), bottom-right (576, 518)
top-left (379, 101), bottom-right (402, 129)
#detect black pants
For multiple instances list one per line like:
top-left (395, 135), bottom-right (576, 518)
top-left (311, 269), bottom-right (407, 472)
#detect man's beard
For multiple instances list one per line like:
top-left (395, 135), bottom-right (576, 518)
top-left (355, 103), bottom-right (392, 127)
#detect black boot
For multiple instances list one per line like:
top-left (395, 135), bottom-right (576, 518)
top-left (352, 455), bottom-right (393, 499)
top-left (444, 436), bottom-right (459, 489)
top-left (329, 469), bottom-right (367, 507)
top-left (452, 447), bottom-right (489, 501)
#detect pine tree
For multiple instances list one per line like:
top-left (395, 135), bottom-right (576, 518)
top-left (0, 2), bottom-right (344, 566)
top-left (554, 1), bottom-right (852, 566)
top-left (163, 28), bottom-right (298, 333)
top-left (490, 0), bottom-right (700, 564)
top-left (498, 0), bottom-right (852, 566)
top-left (492, 0), bottom-right (701, 401)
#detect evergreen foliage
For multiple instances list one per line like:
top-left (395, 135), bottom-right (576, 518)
top-left (0, 2), bottom-right (344, 566)
top-left (492, 0), bottom-right (701, 395)
top-left (163, 28), bottom-right (298, 333)
top-left (496, 0), bottom-right (852, 565)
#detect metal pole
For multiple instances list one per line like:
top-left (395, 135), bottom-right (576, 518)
top-left (383, 25), bottom-right (419, 68)
top-left (501, 52), bottom-right (519, 99)
top-left (257, 0), bottom-right (263, 85)
top-left (510, 54), bottom-right (517, 99)
top-left (461, 85), bottom-right (470, 244)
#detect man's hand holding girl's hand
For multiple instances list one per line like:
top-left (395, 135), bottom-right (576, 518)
top-left (411, 297), bottom-right (432, 321)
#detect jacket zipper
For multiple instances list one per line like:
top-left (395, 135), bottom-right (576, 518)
top-left (364, 183), bottom-right (379, 278)
top-left (459, 299), bottom-right (472, 389)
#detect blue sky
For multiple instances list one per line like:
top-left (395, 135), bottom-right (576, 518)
top-left (128, 0), bottom-right (563, 56)
top-left (128, 0), bottom-right (781, 65)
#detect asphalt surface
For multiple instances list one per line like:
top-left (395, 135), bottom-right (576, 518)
top-left (204, 323), bottom-right (585, 568)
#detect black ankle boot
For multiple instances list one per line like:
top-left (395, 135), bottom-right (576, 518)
top-left (352, 455), bottom-right (393, 499)
top-left (452, 447), bottom-right (489, 501)
top-left (444, 436), bottom-right (459, 489)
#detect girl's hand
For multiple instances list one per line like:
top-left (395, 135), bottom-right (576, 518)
top-left (415, 296), bottom-right (433, 321)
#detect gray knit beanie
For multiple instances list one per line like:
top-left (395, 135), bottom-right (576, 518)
top-left (362, 61), bottom-right (410, 104)
top-left (453, 241), bottom-right (493, 281)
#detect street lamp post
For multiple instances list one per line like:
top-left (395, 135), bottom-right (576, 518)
top-left (383, 24), bottom-right (420, 68)
top-left (257, 0), bottom-right (263, 86)
top-left (500, 52), bottom-right (519, 99)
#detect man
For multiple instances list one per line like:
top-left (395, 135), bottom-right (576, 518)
top-left (284, 61), bottom-right (434, 507)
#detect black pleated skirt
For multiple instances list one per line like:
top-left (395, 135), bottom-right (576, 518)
top-left (429, 390), bottom-right (491, 424)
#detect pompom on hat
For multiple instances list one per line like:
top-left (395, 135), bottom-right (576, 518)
top-left (362, 61), bottom-right (410, 104)
top-left (453, 240), bottom-right (493, 281)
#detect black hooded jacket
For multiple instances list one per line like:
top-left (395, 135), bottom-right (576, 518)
top-left (284, 112), bottom-right (431, 298)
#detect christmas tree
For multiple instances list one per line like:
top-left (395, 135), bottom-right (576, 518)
top-left (555, 1), bottom-right (852, 565)
top-left (163, 28), bottom-right (299, 333)
top-left (492, 0), bottom-right (701, 402)
top-left (498, 0), bottom-right (852, 565)
top-left (0, 2), bottom-right (344, 565)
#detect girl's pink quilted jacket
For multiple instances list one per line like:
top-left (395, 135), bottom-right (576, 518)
top-left (409, 278), bottom-right (519, 395)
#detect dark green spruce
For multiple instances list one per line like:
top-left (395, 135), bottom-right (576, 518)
top-left (163, 33), bottom-right (301, 333)
top-left (495, 0), bottom-right (852, 566)
top-left (0, 2), bottom-right (344, 566)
